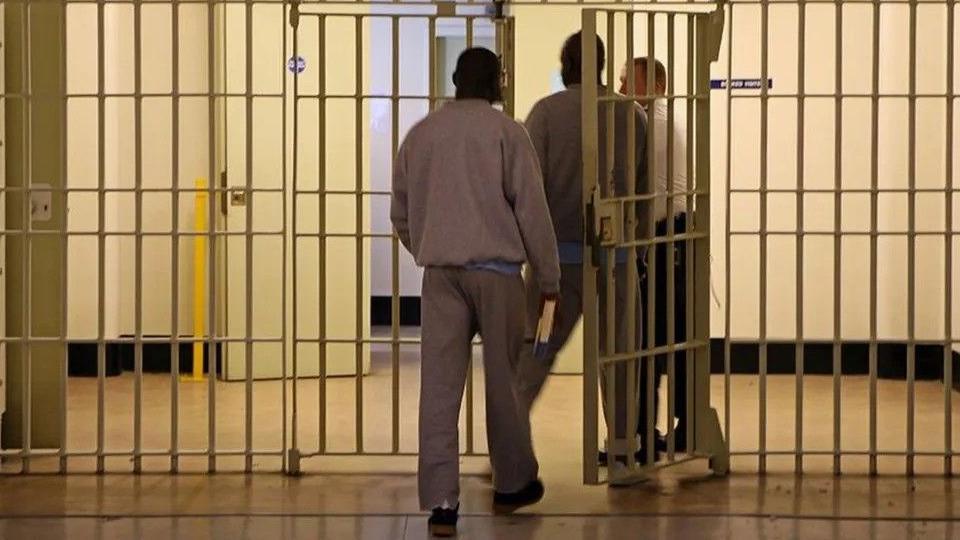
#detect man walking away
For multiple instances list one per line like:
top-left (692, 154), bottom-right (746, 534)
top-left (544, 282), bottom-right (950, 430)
top-left (391, 48), bottom-right (561, 537)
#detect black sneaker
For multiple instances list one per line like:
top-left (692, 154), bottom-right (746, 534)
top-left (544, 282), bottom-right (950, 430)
top-left (493, 478), bottom-right (545, 513)
top-left (428, 505), bottom-right (459, 537)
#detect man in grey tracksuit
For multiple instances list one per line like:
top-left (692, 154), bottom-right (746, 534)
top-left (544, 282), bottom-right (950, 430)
top-left (521, 32), bottom-right (652, 464)
top-left (391, 48), bottom-right (560, 533)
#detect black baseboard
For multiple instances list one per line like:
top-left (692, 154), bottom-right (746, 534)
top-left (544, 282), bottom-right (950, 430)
top-left (370, 296), bottom-right (421, 326)
top-left (710, 339), bottom-right (960, 383)
top-left (68, 336), bottom-right (222, 377)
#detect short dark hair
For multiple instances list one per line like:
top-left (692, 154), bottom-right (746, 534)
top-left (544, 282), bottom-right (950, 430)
top-left (633, 57), bottom-right (667, 91)
top-left (453, 47), bottom-right (503, 103)
top-left (560, 31), bottom-right (605, 87)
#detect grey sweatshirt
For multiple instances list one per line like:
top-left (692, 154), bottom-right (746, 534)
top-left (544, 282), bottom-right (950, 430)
top-left (391, 99), bottom-right (561, 294)
top-left (524, 85), bottom-right (651, 244)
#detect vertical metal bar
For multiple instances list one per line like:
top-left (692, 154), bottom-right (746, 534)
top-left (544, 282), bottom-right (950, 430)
top-left (280, 0), bottom-right (290, 473)
top-left (170, 0), bottom-right (181, 474)
top-left (96, 0), bottom-right (106, 475)
top-left (133, 0), bottom-right (144, 474)
top-left (20, 0), bottom-right (32, 470)
top-left (722, 3), bottom-right (734, 461)
top-left (685, 10), bottom-right (708, 453)
top-left (644, 11), bottom-right (657, 468)
top-left (759, 0), bottom-right (770, 474)
top-left (317, 14), bottom-right (327, 455)
top-left (466, 15), bottom-right (474, 48)
top-left (207, 0), bottom-right (218, 472)
top-left (665, 12), bottom-right (677, 461)
top-left (833, 0), bottom-right (843, 476)
top-left (692, 11), bottom-right (713, 463)
top-left (944, 0), bottom-right (954, 477)
top-left (354, 15), bottom-right (364, 454)
top-left (869, 0), bottom-right (880, 476)
top-left (428, 17), bottom-right (436, 112)
top-left (390, 15), bottom-right (400, 455)
top-left (605, 11), bottom-right (619, 467)
top-left (796, 0), bottom-right (807, 475)
top-left (906, 0), bottom-right (917, 477)
top-left (464, 15), bottom-right (475, 454)
top-left (624, 11), bottom-right (638, 470)
top-left (278, 3), bottom-right (288, 471)
top-left (581, 8), bottom-right (600, 485)
top-left (59, 0), bottom-right (69, 473)
top-left (244, 0), bottom-right (254, 473)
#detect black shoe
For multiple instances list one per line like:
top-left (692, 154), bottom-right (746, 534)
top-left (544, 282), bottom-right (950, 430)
top-left (428, 505), bottom-right (459, 537)
top-left (493, 478), bottom-right (544, 513)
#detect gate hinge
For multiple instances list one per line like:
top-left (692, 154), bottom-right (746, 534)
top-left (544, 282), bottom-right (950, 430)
top-left (289, 0), bottom-right (300, 30)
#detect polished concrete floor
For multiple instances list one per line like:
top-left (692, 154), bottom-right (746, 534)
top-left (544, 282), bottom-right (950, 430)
top-left (2, 343), bottom-right (959, 538)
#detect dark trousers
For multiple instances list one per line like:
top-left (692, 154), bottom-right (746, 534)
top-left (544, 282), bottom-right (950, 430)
top-left (638, 213), bottom-right (688, 450)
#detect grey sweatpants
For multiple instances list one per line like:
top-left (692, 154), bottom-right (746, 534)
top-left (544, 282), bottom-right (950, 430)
top-left (520, 262), bottom-right (642, 450)
top-left (418, 267), bottom-right (539, 511)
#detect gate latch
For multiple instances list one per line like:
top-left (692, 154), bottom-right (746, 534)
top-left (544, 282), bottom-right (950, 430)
top-left (585, 190), bottom-right (624, 267)
top-left (594, 197), bottom-right (622, 248)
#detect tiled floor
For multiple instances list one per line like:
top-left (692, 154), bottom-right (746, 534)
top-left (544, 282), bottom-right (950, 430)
top-left (2, 343), bottom-right (959, 538)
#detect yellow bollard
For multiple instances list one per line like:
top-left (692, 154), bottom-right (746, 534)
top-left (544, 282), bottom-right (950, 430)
top-left (184, 177), bottom-right (208, 382)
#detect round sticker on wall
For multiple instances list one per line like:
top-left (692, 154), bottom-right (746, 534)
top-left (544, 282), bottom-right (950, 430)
top-left (287, 55), bottom-right (306, 75)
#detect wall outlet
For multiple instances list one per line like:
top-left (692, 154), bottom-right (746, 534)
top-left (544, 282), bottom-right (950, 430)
top-left (30, 184), bottom-right (52, 222)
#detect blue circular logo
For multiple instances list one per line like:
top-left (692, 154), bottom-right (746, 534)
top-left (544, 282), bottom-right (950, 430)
top-left (287, 55), bottom-right (306, 75)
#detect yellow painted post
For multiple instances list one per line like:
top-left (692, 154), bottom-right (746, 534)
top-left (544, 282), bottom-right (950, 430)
top-left (186, 177), bottom-right (207, 382)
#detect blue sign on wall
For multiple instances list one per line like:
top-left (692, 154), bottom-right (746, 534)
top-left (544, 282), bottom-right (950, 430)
top-left (710, 78), bottom-right (773, 90)
top-left (287, 55), bottom-right (307, 75)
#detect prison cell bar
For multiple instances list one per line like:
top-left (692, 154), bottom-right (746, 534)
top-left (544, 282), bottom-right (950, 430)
top-left (944, 0), bottom-right (954, 477)
top-left (832, 0), bottom-right (843, 476)
top-left (96, 0), bottom-right (107, 474)
top-left (869, 0), bottom-right (880, 476)
top-left (58, 0), bottom-right (69, 474)
top-left (643, 11), bottom-right (658, 471)
top-left (317, 13), bottom-right (327, 455)
top-left (604, 13), bottom-right (623, 480)
top-left (391, 14), bottom-right (401, 457)
top-left (20, 0), bottom-right (33, 474)
top-left (623, 11), bottom-right (638, 472)
top-left (170, 0), bottom-right (181, 473)
top-left (206, 0), bottom-right (218, 472)
top-left (684, 9), bottom-right (696, 462)
top-left (244, 0), bottom-right (255, 474)
top-left (905, 0), bottom-right (917, 477)
top-left (723, 0), bottom-right (734, 464)
top-left (758, 0), bottom-right (770, 475)
top-left (664, 11), bottom-right (677, 463)
top-left (581, 9), bottom-right (600, 485)
top-left (133, 0), bottom-right (144, 473)
top-left (794, 0), bottom-right (807, 475)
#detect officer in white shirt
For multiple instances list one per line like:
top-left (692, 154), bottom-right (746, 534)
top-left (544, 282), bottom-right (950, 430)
top-left (620, 57), bottom-right (690, 454)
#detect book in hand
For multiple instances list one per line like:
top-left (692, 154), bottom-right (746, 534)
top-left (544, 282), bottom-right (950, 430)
top-left (533, 299), bottom-right (557, 359)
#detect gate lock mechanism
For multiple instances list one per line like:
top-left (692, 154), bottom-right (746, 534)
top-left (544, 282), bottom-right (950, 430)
top-left (586, 190), bottom-right (624, 266)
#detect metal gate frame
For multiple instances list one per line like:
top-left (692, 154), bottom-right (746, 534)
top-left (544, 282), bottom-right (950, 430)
top-left (579, 6), bottom-right (728, 485)
top-left (285, 2), bottom-right (514, 473)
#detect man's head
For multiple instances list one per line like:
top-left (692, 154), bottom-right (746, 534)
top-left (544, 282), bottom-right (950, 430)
top-left (453, 47), bottom-right (503, 103)
top-left (560, 31), bottom-right (606, 87)
top-left (619, 57), bottom-right (667, 98)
